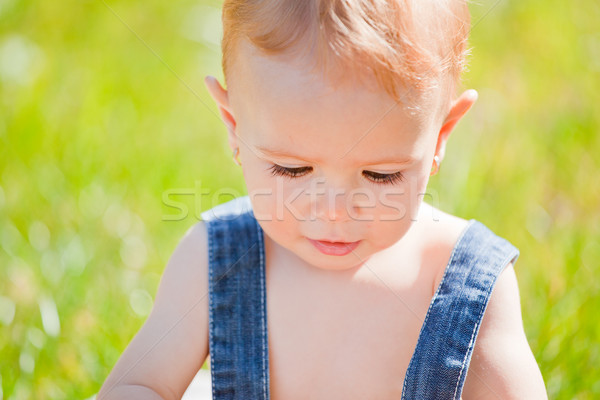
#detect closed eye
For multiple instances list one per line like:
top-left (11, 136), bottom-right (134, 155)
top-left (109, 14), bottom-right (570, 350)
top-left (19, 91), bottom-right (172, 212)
top-left (362, 170), bottom-right (405, 185)
top-left (268, 164), bottom-right (405, 185)
top-left (268, 164), bottom-right (312, 178)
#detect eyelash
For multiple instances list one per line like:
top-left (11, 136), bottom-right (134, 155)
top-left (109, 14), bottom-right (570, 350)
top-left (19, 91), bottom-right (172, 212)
top-left (267, 164), bottom-right (405, 185)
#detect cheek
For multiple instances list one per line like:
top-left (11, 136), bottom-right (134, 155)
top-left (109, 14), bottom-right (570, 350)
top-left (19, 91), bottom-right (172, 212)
top-left (241, 160), bottom-right (267, 191)
top-left (371, 220), bottom-right (411, 250)
top-left (362, 187), bottom-right (421, 251)
top-left (244, 166), bottom-right (303, 226)
top-left (247, 182), bottom-right (305, 249)
top-left (364, 173), bottom-right (429, 222)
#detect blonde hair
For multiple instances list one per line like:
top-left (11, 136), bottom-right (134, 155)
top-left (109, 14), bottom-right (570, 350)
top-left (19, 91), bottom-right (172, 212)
top-left (221, 0), bottom-right (470, 106)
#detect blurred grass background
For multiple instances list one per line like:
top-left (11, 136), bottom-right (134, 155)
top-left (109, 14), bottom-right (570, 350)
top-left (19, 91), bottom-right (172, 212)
top-left (0, 0), bottom-right (598, 398)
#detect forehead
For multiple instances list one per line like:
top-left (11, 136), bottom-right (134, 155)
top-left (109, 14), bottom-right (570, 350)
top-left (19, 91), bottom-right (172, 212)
top-left (228, 41), bottom-right (441, 163)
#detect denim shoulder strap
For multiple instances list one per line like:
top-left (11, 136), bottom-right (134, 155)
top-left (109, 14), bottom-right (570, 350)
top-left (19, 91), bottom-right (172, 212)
top-left (401, 220), bottom-right (520, 400)
top-left (200, 196), bottom-right (270, 400)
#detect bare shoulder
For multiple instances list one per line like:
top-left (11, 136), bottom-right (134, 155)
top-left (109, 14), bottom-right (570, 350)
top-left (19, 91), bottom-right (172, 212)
top-left (460, 262), bottom-right (548, 399)
top-left (161, 221), bottom-right (210, 296)
top-left (415, 202), bottom-right (471, 294)
top-left (97, 221), bottom-right (210, 399)
top-left (417, 204), bottom-right (548, 398)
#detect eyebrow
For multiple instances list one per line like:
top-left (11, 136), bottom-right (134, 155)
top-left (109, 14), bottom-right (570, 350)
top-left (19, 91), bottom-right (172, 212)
top-left (255, 146), bottom-right (415, 165)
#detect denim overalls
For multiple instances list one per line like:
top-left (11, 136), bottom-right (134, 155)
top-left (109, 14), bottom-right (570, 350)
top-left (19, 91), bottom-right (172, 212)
top-left (200, 196), bottom-right (520, 400)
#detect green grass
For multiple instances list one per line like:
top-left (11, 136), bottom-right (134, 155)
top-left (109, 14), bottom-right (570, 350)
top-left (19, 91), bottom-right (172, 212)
top-left (0, 0), bottom-right (598, 398)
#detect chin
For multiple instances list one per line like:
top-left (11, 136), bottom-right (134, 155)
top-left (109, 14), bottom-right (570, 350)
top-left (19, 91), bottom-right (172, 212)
top-left (306, 258), bottom-right (366, 272)
top-left (300, 246), bottom-right (370, 272)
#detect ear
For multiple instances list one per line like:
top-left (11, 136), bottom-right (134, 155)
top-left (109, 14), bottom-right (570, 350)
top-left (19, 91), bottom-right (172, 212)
top-left (204, 75), bottom-right (238, 152)
top-left (434, 89), bottom-right (478, 161)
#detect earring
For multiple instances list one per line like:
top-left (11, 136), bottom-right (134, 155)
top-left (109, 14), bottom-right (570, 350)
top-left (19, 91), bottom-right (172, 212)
top-left (430, 155), bottom-right (440, 176)
top-left (232, 147), bottom-right (242, 166)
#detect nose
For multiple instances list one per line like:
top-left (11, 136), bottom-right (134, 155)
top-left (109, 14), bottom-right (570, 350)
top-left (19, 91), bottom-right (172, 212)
top-left (311, 185), bottom-right (352, 222)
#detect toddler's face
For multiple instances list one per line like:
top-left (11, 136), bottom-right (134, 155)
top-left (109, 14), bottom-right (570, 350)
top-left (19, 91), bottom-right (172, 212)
top-left (207, 42), bottom-right (474, 271)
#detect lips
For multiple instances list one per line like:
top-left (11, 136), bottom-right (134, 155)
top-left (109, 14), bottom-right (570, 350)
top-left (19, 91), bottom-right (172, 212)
top-left (307, 238), bottom-right (361, 256)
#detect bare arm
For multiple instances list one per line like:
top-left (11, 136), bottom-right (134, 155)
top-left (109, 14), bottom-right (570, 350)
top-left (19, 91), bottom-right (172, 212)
top-left (461, 262), bottom-right (548, 399)
top-left (97, 221), bottom-right (210, 400)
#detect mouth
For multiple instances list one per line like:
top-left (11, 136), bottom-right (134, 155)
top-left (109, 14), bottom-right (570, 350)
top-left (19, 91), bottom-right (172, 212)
top-left (307, 238), bottom-right (361, 256)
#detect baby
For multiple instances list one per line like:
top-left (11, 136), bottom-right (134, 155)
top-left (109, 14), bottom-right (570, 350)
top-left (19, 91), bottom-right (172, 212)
top-left (98, 0), bottom-right (548, 399)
